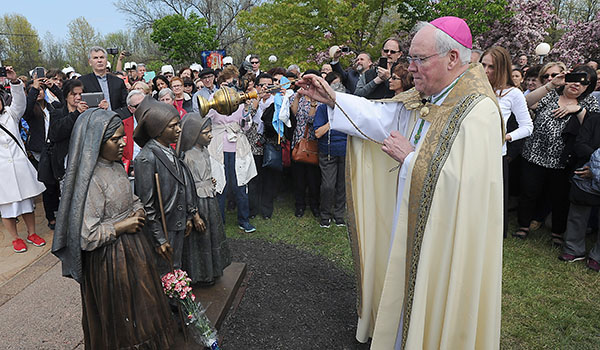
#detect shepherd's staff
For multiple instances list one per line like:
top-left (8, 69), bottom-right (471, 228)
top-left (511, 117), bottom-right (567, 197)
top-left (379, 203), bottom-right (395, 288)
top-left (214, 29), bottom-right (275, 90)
top-left (155, 172), bottom-right (189, 343)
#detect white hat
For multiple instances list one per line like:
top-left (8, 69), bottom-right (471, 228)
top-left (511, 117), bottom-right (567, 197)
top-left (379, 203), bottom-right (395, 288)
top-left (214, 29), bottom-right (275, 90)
top-left (190, 63), bottom-right (203, 71)
top-left (71, 72), bottom-right (81, 78)
top-left (161, 64), bottom-right (175, 75)
top-left (245, 54), bottom-right (252, 62)
top-left (268, 55), bottom-right (277, 63)
top-left (223, 56), bottom-right (233, 65)
top-left (62, 66), bottom-right (75, 74)
top-left (129, 61), bottom-right (137, 69)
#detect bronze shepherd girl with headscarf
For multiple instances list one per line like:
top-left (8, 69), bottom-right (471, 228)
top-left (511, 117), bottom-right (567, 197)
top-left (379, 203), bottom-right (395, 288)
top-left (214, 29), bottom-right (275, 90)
top-left (52, 108), bottom-right (176, 349)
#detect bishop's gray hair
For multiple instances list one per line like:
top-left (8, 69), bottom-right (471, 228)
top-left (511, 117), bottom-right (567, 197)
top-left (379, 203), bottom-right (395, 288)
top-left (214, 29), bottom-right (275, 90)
top-left (413, 22), bottom-right (471, 65)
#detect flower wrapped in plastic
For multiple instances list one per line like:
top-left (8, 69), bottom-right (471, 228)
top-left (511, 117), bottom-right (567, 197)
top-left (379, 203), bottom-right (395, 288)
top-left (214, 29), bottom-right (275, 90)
top-left (161, 269), bottom-right (220, 349)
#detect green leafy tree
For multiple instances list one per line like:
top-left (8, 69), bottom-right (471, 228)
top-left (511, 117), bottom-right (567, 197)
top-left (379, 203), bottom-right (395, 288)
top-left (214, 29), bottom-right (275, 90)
top-left (66, 17), bottom-right (101, 73)
top-left (396, 0), bottom-right (511, 36)
top-left (0, 14), bottom-right (42, 75)
top-left (41, 32), bottom-right (68, 70)
top-left (150, 13), bottom-right (218, 65)
top-left (101, 30), bottom-right (162, 69)
top-left (238, 0), bottom-right (401, 69)
top-left (115, 0), bottom-right (255, 61)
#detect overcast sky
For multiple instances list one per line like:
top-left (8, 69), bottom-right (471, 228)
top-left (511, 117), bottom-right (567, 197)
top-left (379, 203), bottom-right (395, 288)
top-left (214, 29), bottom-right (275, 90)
top-left (2, 1), bottom-right (130, 41)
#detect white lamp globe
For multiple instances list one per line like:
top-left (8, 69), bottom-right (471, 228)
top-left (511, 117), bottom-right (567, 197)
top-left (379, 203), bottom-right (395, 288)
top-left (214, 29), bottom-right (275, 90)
top-left (535, 43), bottom-right (551, 56)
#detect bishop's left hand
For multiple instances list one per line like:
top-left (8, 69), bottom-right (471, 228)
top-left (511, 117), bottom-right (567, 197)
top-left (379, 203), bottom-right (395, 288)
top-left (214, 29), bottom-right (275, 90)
top-left (382, 131), bottom-right (414, 163)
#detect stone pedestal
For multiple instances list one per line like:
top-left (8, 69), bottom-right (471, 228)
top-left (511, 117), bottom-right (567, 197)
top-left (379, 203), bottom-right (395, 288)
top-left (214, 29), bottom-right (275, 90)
top-left (171, 262), bottom-right (247, 349)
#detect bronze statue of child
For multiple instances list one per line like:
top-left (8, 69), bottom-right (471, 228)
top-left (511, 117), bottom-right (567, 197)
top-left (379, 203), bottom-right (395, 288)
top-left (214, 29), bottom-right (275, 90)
top-left (180, 112), bottom-right (232, 285)
top-left (132, 96), bottom-right (205, 275)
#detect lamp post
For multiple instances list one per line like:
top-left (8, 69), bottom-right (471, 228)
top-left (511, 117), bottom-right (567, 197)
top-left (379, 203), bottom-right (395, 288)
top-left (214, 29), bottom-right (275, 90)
top-left (535, 43), bottom-right (551, 64)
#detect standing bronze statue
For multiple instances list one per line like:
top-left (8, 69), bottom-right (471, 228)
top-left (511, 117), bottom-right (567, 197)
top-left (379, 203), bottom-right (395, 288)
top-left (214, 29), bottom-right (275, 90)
top-left (180, 112), bottom-right (232, 285)
top-left (52, 109), bottom-right (176, 349)
top-left (133, 96), bottom-right (205, 275)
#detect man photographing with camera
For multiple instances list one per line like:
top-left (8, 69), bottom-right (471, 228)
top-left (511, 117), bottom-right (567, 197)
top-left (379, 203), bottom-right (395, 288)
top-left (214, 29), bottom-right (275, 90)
top-left (329, 46), bottom-right (372, 94)
top-left (354, 38), bottom-right (403, 99)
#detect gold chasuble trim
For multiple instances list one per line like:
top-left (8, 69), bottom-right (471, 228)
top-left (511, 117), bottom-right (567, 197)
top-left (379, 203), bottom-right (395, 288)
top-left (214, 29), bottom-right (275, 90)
top-left (400, 93), bottom-right (486, 347)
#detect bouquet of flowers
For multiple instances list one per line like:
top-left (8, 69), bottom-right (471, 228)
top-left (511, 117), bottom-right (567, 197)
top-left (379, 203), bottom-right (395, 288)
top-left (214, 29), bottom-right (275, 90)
top-left (161, 269), bottom-right (220, 349)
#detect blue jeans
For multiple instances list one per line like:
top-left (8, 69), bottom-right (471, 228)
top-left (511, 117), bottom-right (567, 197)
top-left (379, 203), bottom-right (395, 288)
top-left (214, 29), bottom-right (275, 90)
top-left (217, 152), bottom-right (250, 226)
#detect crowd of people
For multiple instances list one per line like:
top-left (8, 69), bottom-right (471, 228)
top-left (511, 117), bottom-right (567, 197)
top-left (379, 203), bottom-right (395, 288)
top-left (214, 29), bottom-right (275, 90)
top-left (1, 17), bottom-right (600, 347)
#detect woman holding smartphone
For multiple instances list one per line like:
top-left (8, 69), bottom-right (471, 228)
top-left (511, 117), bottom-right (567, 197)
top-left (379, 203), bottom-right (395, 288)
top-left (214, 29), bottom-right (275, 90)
top-left (515, 65), bottom-right (599, 243)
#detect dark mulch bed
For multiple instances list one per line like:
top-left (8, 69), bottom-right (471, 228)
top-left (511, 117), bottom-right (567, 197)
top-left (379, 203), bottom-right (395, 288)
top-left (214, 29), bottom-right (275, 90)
top-left (220, 238), bottom-right (371, 349)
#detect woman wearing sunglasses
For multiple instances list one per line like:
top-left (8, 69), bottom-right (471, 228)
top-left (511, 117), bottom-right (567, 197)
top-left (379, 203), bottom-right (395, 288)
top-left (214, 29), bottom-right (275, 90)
top-left (514, 65), bottom-right (599, 243)
top-left (539, 61), bottom-right (567, 85)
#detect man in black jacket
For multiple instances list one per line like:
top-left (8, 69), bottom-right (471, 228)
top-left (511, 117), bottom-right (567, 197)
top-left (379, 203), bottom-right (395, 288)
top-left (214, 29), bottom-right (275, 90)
top-left (330, 49), bottom-right (372, 94)
top-left (79, 46), bottom-right (129, 119)
top-left (354, 38), bottom-right (402, 99)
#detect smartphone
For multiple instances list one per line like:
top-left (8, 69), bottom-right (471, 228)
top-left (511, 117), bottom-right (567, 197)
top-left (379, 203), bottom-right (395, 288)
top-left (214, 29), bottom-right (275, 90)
top-left (575, 167), bottom-right (587, 172)
top-left (0, 67), bottom-right (6, 78)
top-left (35, 67), bottom-right (45, 78)
top-left (341, 46), bottom-right (350, 53)
top-left (565, 72), bottom-right (588, 84)
top-left (378, 57), bottom-right (388, 68)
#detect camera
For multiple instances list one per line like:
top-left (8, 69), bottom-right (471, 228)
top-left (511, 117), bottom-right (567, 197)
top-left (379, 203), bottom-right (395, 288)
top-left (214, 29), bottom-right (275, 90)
top-left (565, 72), bottom-right (588, 84)
top-left (106, 48), bottom-right (119, 55)
top-left (35, 67), bottom-right (45, 78)
top-left (122, 50), bottom-right (131, 57)
top-left (341, 46), bottom-right (350, 53)
top-left (0, 67), bottom-right (6, 78)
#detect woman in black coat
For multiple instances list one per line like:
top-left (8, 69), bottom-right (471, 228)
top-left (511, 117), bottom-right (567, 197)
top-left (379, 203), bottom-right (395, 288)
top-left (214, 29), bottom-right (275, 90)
top-left (24, 78), bottom-right (60, 229)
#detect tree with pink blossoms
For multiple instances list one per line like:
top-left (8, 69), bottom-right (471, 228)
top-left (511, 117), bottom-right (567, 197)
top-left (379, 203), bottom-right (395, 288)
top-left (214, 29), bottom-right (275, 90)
top-left (550, 12), bottom-right (600, 67)
top-left (475, 0), bottom-right (558, 57)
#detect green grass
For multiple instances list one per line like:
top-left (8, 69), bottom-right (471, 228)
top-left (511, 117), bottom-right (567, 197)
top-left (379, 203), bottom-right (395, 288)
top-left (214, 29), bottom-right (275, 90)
top-left (224, 192), bottom-right (354, 272)
top-left (223, 195), bottom-right (600, 349)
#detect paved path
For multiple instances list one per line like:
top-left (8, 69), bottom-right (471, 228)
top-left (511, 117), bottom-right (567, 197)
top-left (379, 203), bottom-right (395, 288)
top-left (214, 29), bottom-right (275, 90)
top-left (0, 197), bottom-right (54, 285)
top-left (0, 198), bottom-right (82, 349)
top-left (0, 255), bottom-right (83, 350)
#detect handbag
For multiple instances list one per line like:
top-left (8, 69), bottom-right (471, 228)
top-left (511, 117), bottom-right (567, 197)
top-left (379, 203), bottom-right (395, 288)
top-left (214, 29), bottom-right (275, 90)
top-left (292, 125), bottom-right (318, 165)
top-left (281, 139), bottom-right (291, 167)
top-left (262, 143), bottom-right (283, 171)
top-left (37, 140), bottom-right (58, 184)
